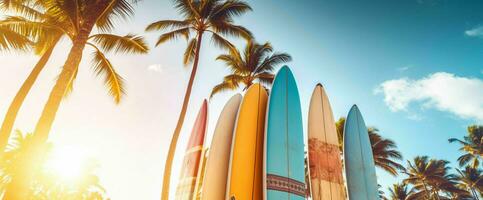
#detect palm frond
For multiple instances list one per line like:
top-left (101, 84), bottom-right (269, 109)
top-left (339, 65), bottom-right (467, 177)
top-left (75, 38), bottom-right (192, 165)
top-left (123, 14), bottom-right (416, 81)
top-left (96, 0), bottom-right (136, 32)
top-left (254, 72), bottom-right (274, 86)
top-left (210, 0), bottom-right (252, 22)
top-left (0, 26), bottom-right (32, 51)
top-left (89, 33), bottom-right (149, 54)
top-left (88, 43), bottom-right (125, 104)
top-left (1, 1), bottom-right (45, 21)
top-left (154, 27), bottom-right (190, 46)
top-left (183, 38), bottom-right (197, 65)
top-left (210, 81), bottom-right (237, 98)
top-left (145, 20), bottom-right (191, 32)
top-left (210, 32), bottom-right (236, 52)
top-left (173, 0), bottom-right (199, 18)
top-left (257, 53), bottom-right (291, 73)
top-left (211, 22), bottom-right (252, 40)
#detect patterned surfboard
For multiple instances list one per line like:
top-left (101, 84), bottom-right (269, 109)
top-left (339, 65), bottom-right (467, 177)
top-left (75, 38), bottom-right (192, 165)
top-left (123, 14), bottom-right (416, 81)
top-left (307, 84), bottom-right (345, 200)
top-left (175, 100), bottom-right (208, 200)
top-left (264, 66), bottom-right (306, 200)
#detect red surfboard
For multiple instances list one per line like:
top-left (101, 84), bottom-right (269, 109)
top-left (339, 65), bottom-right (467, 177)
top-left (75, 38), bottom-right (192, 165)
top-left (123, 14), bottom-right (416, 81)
top-left (175, 100), bottom-right (208, 200)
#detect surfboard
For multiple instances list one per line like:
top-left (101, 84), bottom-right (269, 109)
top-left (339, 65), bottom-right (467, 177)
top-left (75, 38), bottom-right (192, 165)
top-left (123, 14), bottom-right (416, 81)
top-left (307, 84), bottom-right (346, 200)
top-left (194, 149), bottom-right (207, 200)
top-left (264, 66), bottom-right (306, 200)
top-left (201, 94), bottom-right (242, 200)
top-left (343, 105), bottom-right (379, 200)
top-left (227, 84), bottom-right (267, 200)
top-left (175, 100), bottom-right (208, 200)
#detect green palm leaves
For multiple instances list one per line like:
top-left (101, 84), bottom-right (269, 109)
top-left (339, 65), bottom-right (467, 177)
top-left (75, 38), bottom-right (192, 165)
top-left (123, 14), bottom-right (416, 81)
top-left (210, 40), bottom-right (292, 98)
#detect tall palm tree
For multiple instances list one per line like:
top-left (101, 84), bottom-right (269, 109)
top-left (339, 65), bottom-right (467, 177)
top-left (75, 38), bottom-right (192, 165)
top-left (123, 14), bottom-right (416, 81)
top-left (403, 156), bottom-right (458, 200)
top-left (0, 1), bottom-right (64, 155)
top-left (455, 166), bottom-right (483, 199)
top-left (210, 40), bottom-right (291, 97)
top-left (0, 0), bottom-right (148, 156)
top-left (8, 1), bottom-right (147, 199)
top-left (449, 125), bottom-right (482, 168)
top-left (145, 1), bottom-right (252, 198)
top-left (336, 117), bottom-right (404, 176)
top-left (385, 183), bottom-right (416, 200)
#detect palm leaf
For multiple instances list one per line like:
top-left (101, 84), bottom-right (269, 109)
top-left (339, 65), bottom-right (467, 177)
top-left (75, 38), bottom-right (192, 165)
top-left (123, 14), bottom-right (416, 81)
top-left (0, 26), bottom-right (31, 51)
top-left (145, 20), bottom-right (191, 32)
top-left (173, 0), bottom-right (199, 18)
top-left (96, 0), bottom-right (136, 32)
top-left (88, 43), bottom-right (125, 104)
top-left (183, 38), bottom-right (197, 65)
top-left (89, 33), bottom-right (149, 54)
top-left (210, 32), bottom-right (236, 52)
top-left (211, 22), bottom-right (252, 40)
top-left (154, 27), bottom-right (190, 46)
top-left (210, 0), bottom-right (252, 21)
top-left (210, 81), bottom-right (237, 98)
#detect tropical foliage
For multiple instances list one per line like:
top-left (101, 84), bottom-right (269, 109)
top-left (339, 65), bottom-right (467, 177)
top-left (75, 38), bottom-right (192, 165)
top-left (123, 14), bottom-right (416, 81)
top-left (145, 0), bottom-right (252, 198)
top-left (210, 40), bottom-right (291, 97)
top-left (335, 117), bottom-right (404, 176)
top-left (449, 125), bottom-right (482, 168)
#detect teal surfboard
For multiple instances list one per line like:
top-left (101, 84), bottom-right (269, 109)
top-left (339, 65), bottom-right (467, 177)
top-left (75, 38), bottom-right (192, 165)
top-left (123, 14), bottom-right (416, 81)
top-left (343, 105), bottom-right (379, 200)
top-left (264, 66), bottom-right (306, 200)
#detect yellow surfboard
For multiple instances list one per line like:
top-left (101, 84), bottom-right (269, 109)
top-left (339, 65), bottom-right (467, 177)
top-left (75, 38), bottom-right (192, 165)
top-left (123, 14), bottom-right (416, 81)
top-left (227, 84), bottom-right (268, 200)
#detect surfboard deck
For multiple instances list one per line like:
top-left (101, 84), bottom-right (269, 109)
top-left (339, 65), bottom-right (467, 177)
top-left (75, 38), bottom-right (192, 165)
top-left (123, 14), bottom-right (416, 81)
top-left (201, 94), bottom-right (241, 200)
top-left (227, 84), bottom-right (267, 200)
top-left (308, 84), bottom-right (345, 200)
top-left (264, 66), bottom-right (306, 200)
top-left (343, 105), bottom-right (379, 200)
top-left (175, 100), bottom-right (208, 200)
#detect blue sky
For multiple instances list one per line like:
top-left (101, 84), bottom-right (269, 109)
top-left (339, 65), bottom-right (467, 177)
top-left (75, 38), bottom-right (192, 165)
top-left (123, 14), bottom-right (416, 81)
top-left (0, 0), bottom-right (482, 199)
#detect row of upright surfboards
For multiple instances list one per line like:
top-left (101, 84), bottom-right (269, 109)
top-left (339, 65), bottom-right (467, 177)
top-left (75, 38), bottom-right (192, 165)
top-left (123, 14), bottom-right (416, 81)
top-left (174, 66), bottom-right (379, 200)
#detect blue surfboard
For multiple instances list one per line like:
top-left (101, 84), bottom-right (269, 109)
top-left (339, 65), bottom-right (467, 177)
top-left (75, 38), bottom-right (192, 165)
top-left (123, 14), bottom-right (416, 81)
top-left (264, 66), bottom-right (306, 200)
top-left (343, 105), bottom-right (379, 200)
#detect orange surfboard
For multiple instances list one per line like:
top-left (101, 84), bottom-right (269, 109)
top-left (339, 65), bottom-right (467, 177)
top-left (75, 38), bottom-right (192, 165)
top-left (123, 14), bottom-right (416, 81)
top-left (227, 84), bottom-right (268, 200)
top-left (175, 100), bottom-right (208, 200)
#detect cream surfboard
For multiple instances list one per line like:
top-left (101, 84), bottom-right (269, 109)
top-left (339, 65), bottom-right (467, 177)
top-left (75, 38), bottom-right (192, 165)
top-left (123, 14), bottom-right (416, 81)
top-left (201, 94), bottom-right (242, 200)
top-left (227, 84), bottom-right (267, 200)
top-left (307, 84), bottom-right (345, 200)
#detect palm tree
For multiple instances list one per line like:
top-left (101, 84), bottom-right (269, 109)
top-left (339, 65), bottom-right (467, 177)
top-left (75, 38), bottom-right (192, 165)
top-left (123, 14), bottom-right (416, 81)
top-left (0, 0), bottom-right (148, 156)
top-left (403, 156), bottom-right (458, 200)
top-left (385, 182), bottom-right (416, 200)
top-left (455, 166), bottom-right (483, 199)
top-left (145, 1), bottom-right (252, 198)
top-left (336, 117), bottom-right (404, 176)
top-left (5, 1), bottom-right (147, 198)
top-left (449, 125), bottom-right (482, 168)
top-left (210, 40), bottom-right (291, 97)
top-left (0, 1), bottom-right (64, 155)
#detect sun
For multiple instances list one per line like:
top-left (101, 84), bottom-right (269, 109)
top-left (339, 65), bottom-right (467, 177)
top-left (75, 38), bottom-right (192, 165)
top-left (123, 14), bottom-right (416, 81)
top-left (45, 146), bottom-right (89, 181)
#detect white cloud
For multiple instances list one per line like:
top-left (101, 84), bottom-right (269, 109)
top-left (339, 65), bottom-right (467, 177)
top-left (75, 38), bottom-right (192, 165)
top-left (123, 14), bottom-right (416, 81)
top-left (465, 25), bottom-right (483, 38)
top-left (147, 64), bottom-right (163, 73)
top-left (375, 72), bottom-right (483, 122)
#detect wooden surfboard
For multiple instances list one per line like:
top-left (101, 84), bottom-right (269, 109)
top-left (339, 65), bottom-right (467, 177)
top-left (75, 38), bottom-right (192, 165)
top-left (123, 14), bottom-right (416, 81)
top-left (175, 100), bottom-right (208, 200)
top-left (307, 84), bottom-right (345, 200)
top-left (201, 94), bottom-right (242, 200)
top-left (227, 84), bottom-right (267, 200)
top-left (264, 66), bottom-right (306, 200)
top-left (343, 105), bottom-right (379, 200)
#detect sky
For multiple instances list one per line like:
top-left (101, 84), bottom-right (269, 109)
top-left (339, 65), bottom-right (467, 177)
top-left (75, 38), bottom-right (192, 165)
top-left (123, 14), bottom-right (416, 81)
top-left (0, 0), bottom-right (482, 199)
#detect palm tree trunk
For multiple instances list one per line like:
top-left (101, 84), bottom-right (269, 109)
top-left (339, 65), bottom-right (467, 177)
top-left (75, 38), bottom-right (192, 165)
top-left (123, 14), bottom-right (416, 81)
top-left (161, 31), bottom-right (203, 200)
top-left (0, 45), bottom-right (56, 155)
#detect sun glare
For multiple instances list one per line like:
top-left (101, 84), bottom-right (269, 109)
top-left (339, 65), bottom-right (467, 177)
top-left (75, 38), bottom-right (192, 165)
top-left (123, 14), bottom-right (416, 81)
top-left (45, 146), bottom-right (89, 181)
